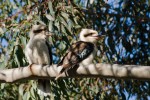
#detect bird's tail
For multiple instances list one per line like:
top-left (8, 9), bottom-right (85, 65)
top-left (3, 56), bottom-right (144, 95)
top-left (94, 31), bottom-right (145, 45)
top-left (37, 79), bottom-right (50, 96)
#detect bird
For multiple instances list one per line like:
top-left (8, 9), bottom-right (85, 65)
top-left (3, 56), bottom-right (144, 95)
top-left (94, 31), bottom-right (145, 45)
top-left (55, 29), bottom-right (104, 80)
top-left (25, 24), bottom-right (52, 96)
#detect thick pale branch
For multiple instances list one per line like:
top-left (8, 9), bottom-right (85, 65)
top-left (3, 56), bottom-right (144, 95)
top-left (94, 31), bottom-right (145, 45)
top-left (0, 63), bottom-right (150, 83)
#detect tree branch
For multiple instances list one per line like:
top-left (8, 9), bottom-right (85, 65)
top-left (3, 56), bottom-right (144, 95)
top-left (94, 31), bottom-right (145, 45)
top-left (0, 63), bottom-right (150, 83)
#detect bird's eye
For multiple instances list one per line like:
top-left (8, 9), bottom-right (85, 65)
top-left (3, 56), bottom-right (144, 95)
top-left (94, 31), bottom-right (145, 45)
top-left (33, 29), bottom-right (46, 33)
top-left (84, 33), bottom-right (93, 37)
top-left (33, 29), bottom-right (42, 33)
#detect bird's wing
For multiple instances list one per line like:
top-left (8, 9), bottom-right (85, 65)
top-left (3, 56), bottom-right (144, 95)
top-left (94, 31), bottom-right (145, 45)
top-left (72, 41), bottom-right (94, 60)
top-left (57, 52), bottom-right (69, 67)
top-left (57, 41), bottom-right (94, 74)
top-left (45, 40), bottom-right (52, 65)
top-left (25, 43), bottom-right (33, 64)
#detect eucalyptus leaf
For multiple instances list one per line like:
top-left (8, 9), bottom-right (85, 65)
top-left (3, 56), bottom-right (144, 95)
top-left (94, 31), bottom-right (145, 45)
top-left (14, 53), bottom-right (20, 67)
top-left (0, 62), bottom-right (5, 69)
top-left (59, 16), bottom-right (67, 27)
top-left (1, 83), bottom-right (5, 89)
top-left (48, 21), bottom-right (53, 32)
top-left (23, 92), bottom-right (30, 100)
top-left (30, 87), bottom-right (35, 99)
top-left (19, 84), bottom-right (24, 96)
top-left (61, 12), bottom-right (69, 20)
top-left (0, 28), bottom-right (4, 34)
top-left (46, 14), bottom-right (55, 21)
top-left (48, 1), bottom-right (55, 17)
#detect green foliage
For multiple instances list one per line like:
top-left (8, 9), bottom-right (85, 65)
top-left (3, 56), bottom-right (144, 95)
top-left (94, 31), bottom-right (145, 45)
top-left (0, 0), bottom-right (150, 100)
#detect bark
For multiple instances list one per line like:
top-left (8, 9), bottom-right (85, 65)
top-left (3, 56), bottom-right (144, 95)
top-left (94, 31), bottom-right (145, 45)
top-left (0, 63), bottom-right (150, 83)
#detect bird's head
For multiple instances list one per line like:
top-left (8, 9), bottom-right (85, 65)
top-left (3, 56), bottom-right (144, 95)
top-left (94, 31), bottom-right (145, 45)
top-left (79, 29), bottom-right (103, 43)
top-left (29, 24), bottom-right (52, 38)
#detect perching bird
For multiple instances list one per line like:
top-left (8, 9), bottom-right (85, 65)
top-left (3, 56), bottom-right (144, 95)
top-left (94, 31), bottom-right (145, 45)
top-left (55, 29), bottom-right (104, 80)
top-left (25, 24), bottom-right (52, 96)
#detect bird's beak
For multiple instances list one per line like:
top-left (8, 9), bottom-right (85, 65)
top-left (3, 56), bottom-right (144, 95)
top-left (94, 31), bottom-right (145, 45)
top-left (98, 35), bottom-right (105, 38)
top-left (46, 34), bottom-right (53, 36)
top-left (93, 35), bottom-right (105, 40)
top-left (46, 31), bottom-right (54, 36)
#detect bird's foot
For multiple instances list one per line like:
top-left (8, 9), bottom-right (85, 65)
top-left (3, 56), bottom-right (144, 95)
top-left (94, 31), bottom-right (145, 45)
top-left (55, 74), bottom-right (62, 80)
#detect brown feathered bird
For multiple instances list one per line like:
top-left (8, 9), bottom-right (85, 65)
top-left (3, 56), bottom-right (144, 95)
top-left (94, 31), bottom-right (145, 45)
top-left (55, 29), bottom-right (104, 80)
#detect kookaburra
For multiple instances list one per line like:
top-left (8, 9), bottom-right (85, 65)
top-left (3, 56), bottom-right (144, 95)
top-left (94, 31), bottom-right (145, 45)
top-left (55, 29), bottom-right (104, 80)
top-left (25, 24), bottom-right (52, 96)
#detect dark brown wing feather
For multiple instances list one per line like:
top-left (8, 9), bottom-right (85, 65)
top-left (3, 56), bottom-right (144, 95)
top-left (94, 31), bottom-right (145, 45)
top-left (57, 41), bottom-right (94, 74)
top-left (57, 52), bottom-right (69, 67)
